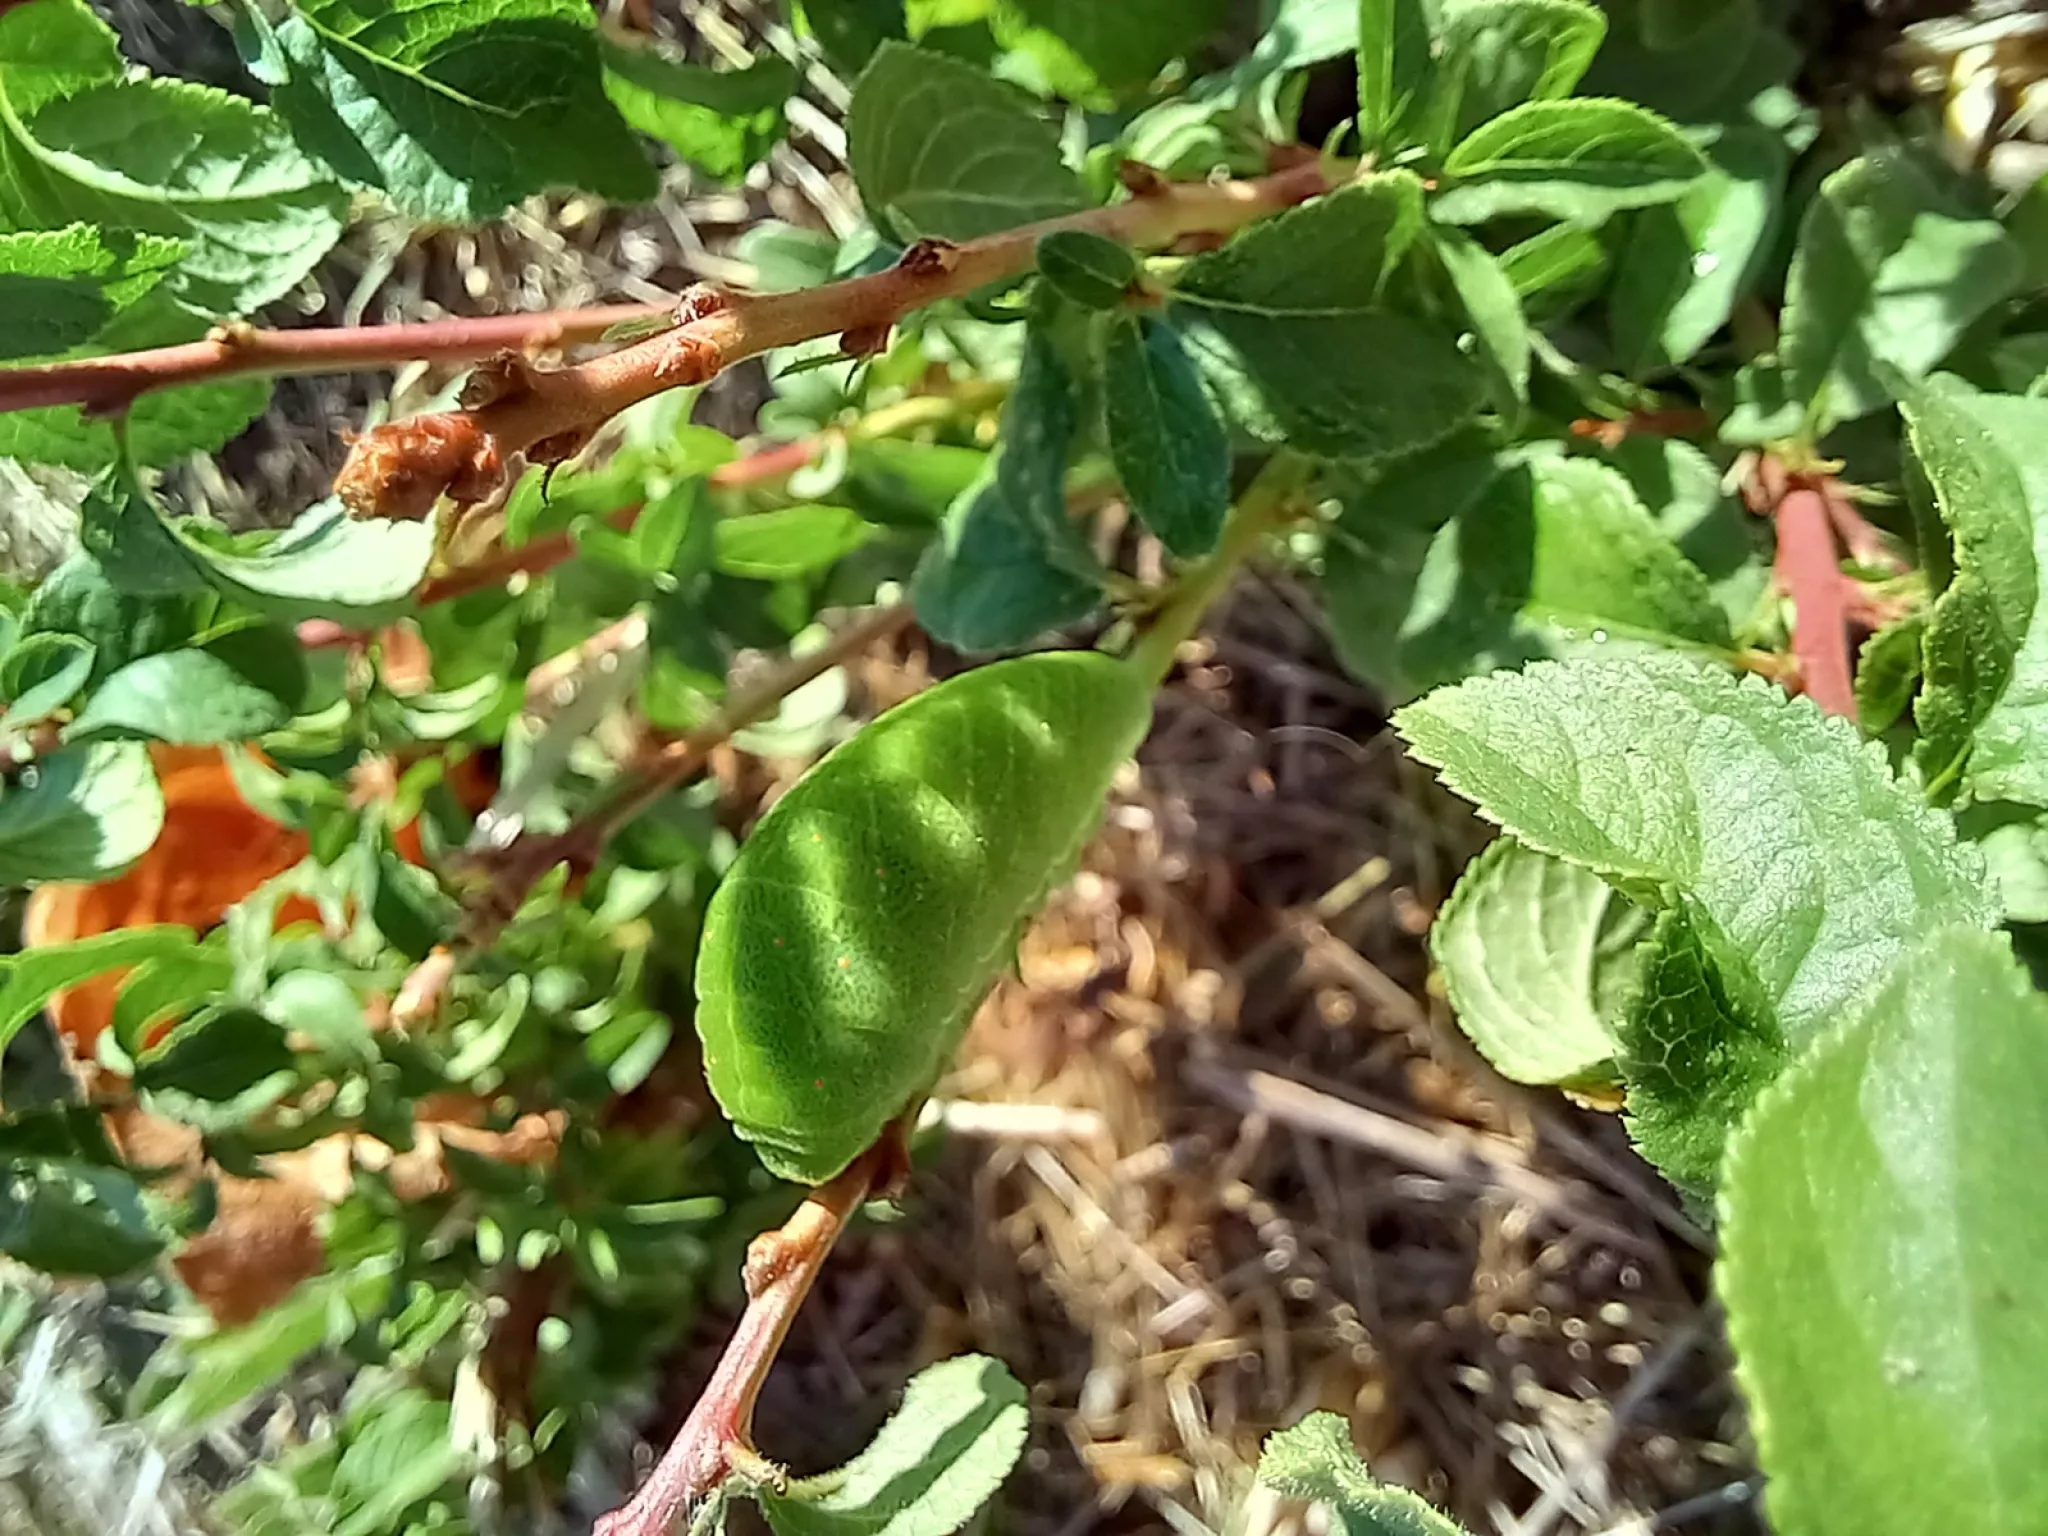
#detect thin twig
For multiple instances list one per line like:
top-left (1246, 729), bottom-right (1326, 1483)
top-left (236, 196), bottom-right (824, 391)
top-left (593, 1144), bottom-right (885, 1536)
top-left (333, 160), bottom-right (1338, 520)
top-left (0, 304), bottom-right (669, 416)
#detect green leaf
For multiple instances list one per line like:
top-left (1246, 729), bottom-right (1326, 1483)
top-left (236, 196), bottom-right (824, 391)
top-left (21, 550), bottom-right (192, 681)
top-left (1433, 98), bottom-right (1707, 227)
top-left (1005, 0), bottom-right (1224, 93)
top-left (0, 740), bottom-right (163, 883)
top-left (848, 41), bottom-right (1085, 241)
top-left (913, 323), bottom-right (1103, 650)
top-left (164, 500), bottom-right (433, 626)
top-left (1616, 902), bottom-right (1785, 1192)
top-left (0, 297), bottom-right (272, 469)
top-left (0, 1161), bottom-right (163, 1278)
top-left (0, 224), bottom-right (181, 361)
top-left (1720, 927), bottom-right (2048, 1536)
top-left (601, 38), bottom-right (793, 183)
top-left (1324, 447), bottom-right (1730, 703)
top-left (1356, 0), bottom-right (1431, 149)
top-left (1434, 229), bottom-right (1530, 411)
top-left (1035, 229), bottom-right (1137, 310)
top-left (1256, 1412), bottom-right (1467, 1535)
top-left (0, 925), bottom-right (195, 1053)
top-left (1963, 804), bottom-right (2048, 925)
top-left (0, 629), bottom-right (92, 725)
top-left (715, 505), bottom-right (876, 581)
top-left (330, 1387), bottom-right (463, 1536)
top-left (1395, 657), bottom-right (1996, 1051)
top-left (134, 1005), bottom-right (296, 1102)
top-left (1431, 838), bottom-right (1645, 1086)
top-left (1172, 175), bottom-right (1484, 461)
top-left (1424, 0), bottom-right (1608, 150)
top-left (1902, 385), bottom-right (2048, 807)
top-left (0, 0), bottom-right (347, 315)
top-left (151, 1265), bottom-right (394, 1435)
top-left (1855, 613), bottom-right (1924, 736)
top-left (69, 630), bottom-right (305, 746)
top-left (1900, 378), bottom-right (2041, 799)
top-left (759, 1354), bottom-right (1028, 1536)
top-left (1608, 124), bottom-right (1786, 376)
top-left (1781, 150), bottom-right (2022, 432)
top-left (1101, 315), bottom-right (1229, 558)
top-left (1496, 222), bottom-right (1608, 319)
top-left (269, 0), bottom-right (656, 227)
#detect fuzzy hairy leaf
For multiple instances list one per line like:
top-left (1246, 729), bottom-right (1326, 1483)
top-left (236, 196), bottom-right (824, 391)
top-left (848, 41), bottom-right (1084, 242)
top-left (1430, 838), bottom-right (1644, 1086)
top-left (1781, 149), bottom-right (2022, 431)
top-left (0, 0), bottom-right (347, 315)
top-left (1432, 98), bottom-right (1706, 226)
top-left (1617, 902), bottom-right (1784, 1191)
top-left (1721, 928), bottom-right (2048, 1536)
top-left (1903, 382), bottom-right (2048, 807)
top-left (269, 0), bottom-right (655, 226)
top-left (1902, 377), bottom-right (2041, 799)
top-left (760, 1355), bottom-right (1029, 1535)
top-left (1394, 656), bottom-right (1995, 1049)
top-left (1257, 1413), bottom-right (1467, 1536)
top-left (1324, 445), bottom-right (1730, 703)
top-left (1171, 175), bottom-right (1483, 460)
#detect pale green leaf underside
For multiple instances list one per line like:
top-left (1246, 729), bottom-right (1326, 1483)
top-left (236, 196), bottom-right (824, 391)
top-left (1431, 837), bottom-right (1644, 1086)
top-left (1721, 927), bottom-right (2048, 1536)
top-left (847, 41), bottom-right (1085, 242)
top-left (1394, 655), bottom-right (1995, 1048)
top-left (1258, 1413), bottom-right (1468, 1536)
top-left (760, 1354), bottom-right (1028, 1535)
top-left (1904, 383), bottom-right (2048, 807)
top-left (1901, 377), bottom-right (2040, 798)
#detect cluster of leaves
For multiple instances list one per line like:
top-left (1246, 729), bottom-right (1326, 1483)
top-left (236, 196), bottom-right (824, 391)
top-left (0, 0), bottom-right (2045, 1532)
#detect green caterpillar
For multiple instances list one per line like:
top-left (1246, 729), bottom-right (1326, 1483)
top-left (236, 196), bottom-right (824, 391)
top-left (694, 650), bottom-right (1155, 1184)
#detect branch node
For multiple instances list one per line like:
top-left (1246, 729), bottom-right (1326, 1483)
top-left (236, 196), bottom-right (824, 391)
top-left (671, 283), bottom-right (733, 326)
top-left (205, 319), bottom-right (260, 350)
top-left (897, 237), bottom-right (962, 277)
top-left (1117, 159), bottom-right (1170, 197)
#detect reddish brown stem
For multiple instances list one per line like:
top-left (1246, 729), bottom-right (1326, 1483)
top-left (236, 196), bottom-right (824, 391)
top-left (0, 305), bottom-right (669, 417)
top-left (335, 161), bottom-right (1338, 520)
top-left (593, 1146), bottom-right (884, 1536)
top-left (1775, 485), bottom-right (1858, 720)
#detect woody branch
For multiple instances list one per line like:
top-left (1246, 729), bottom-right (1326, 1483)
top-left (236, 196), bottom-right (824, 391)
top-left (325, 158), bottom-right (1334, 519)
top-left (0, 304), bottom-right (670, 416)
